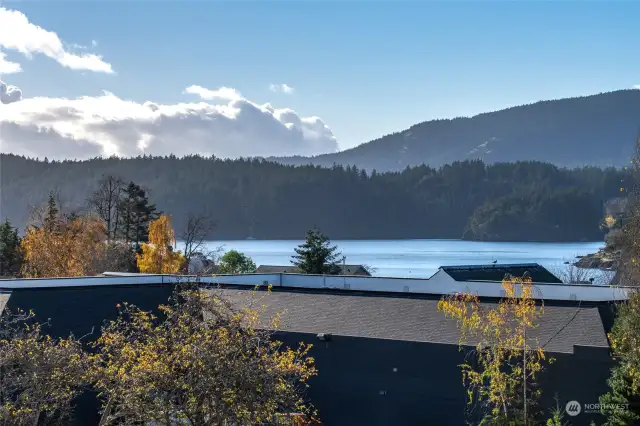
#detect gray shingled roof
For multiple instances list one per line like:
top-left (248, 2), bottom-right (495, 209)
top-left (0, 285), bottom-right (611, 355)
top-left (211, 288), bottom-right (609, 354)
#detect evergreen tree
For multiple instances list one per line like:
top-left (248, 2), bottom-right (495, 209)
top-left (0, 219), bottom-right (21, 276)
top-left (291, 227), bottom-right (342, 274)
top-left (599, 364), bottom-right (640, 425)
top-left (118, 182), bottom-right (159, 251)
top-left (600, 136), bottom-right (640, 424)
top-left (44, 191), bottom-right (59, 232)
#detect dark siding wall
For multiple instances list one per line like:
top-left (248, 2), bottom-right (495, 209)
top-left (275, 332), bottom-right (614, 426)
top-left (283, 333), bottom-right (468, 426)
top-left (5, 284), bottom-right (176, 425)
top-left (5, 284), bottom-right (175, 339)
top-left (539, 345), bottom-right (615, 425)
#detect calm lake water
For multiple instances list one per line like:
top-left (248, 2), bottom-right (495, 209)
top-left (198, 239), bottom-right (605, 278)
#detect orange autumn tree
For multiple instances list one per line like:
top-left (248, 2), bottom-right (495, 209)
top-left (137, 215), bottom-right (184, 273)
top-left (21, 215), bottom-right (107, 278)
top-left (437, 276), bottom-right (552, 425)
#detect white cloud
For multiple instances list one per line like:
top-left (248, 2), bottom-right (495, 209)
top-left (0, 51), bottom-right (21, 74)
top-left (0, 83), bottom-right (338, 160)
top-left (0, 79), bottom-right (22, 104)
top-left (0, 7), bottom-right (113, 74)
top-left (69, 43), bottom-right (88, 50)
top-left (183, 85), bottom-right (243, 101)
top-left (69, 40), bottom-right (99, 50)
top-left (633, 85), bottom-right (640, 90)
top-left (269, 83), bottom-right (295, 94)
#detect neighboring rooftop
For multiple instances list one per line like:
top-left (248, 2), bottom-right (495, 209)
top-left (256, 265), bottom-right (301, 274)
top-left (211, 286), bottom-right (609, 354)
top-left (256, 264), bottom-right (372, 276)
top-left (440, 263), bottom-right (563, 284)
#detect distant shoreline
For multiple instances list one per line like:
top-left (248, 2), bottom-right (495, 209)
top-left (573, 249), bottom-right (619, 270)
top-left (189, 239), bottom-right (603, 278)
top-left (197, 238), bottom-right (606, 244)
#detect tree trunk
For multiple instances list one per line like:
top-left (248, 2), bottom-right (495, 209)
top-left (31, 404), bottom-right (41, 426)
top-left (523, 326), bottom-right (527, 425)
top-left (98, 398), bottom-right (112, 426)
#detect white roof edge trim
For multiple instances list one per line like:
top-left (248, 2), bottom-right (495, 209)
top-left (0, 273), bottom-right (631, 302)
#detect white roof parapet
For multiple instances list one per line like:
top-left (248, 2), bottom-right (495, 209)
top-left (0, 272), bottom-right (631, 302)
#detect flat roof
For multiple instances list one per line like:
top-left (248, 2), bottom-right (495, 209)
top-left (0, 273), bottom-right (628, 303)
top-left (441, 263), bottom-right (542, 269)
top-left (441, 263), bottom-right (563, 284)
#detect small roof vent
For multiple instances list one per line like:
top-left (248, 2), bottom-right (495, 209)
top-left (317, 333), bottom-right (332, 341)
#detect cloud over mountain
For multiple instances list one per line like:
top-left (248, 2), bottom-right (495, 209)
top-left (0, 7), bottom-right (113, 74)
top-left (0, 82), bottom-right (338, 160)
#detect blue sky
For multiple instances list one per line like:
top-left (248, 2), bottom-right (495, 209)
top-left (1, 0), bottom-right (638, 155)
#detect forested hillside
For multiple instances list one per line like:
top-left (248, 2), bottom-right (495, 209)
top-left (274, 90), bottom-right (640, 172)
top-left (0, 154), bottom-right (629, 242)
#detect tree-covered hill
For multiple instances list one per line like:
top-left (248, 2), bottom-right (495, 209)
top-left (273, 90), bottom-right (640, 172)
top-left (0, 154), bottom-right (629, 242)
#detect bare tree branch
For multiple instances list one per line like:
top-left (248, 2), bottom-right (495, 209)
top-left (0, 309), bottom-right (88, 425)
top-left (551, 263), bottom-right (614, 285)
top-left (179, 212), bottom-right (216, 272)
top-left (87, 175), bottom-right (125, 241)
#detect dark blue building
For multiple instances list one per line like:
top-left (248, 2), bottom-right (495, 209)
top-left (0, 276), bottom-right (618, 425)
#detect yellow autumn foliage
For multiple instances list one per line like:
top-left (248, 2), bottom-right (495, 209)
top-left (21, 215), bottom-right (107, 278)
top-left (0, 310), bottom-right (88, 425)
top-left (136, 215), bottom-right (185, 274)
top-left (88, 288), bottom-right (318, 425)
top-left (604, 215), bottom-right (617, 229)
top-left (437, 276), bottom-right (552, 422)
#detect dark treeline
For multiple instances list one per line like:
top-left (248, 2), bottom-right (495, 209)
top-left (0, 153), bottom-right (630, 242)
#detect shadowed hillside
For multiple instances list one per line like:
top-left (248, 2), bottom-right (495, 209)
top-left (273, 90), bottom-right (640, 172)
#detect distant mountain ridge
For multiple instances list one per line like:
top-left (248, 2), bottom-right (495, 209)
top-left (273, 90), bottom-right (640, 172)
